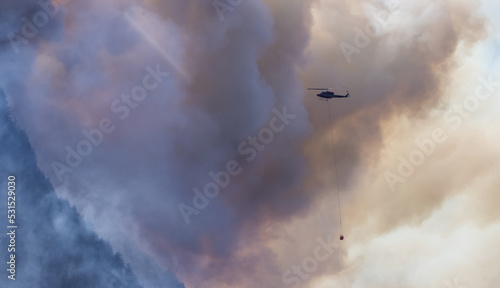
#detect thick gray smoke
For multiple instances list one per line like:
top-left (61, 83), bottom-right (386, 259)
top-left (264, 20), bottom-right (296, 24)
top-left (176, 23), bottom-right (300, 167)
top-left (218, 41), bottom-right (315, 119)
top-left (0, 0), bottom-right (491, 287)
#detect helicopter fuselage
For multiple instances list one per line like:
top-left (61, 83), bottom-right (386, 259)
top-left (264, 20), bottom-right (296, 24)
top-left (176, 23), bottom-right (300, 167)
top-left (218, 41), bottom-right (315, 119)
top-left (317, 91), bottom-right (349, 99)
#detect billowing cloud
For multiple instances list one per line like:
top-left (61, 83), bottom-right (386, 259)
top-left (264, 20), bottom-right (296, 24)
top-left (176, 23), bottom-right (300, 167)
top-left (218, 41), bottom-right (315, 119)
top-left (1, 0), bottom-right (498, 287)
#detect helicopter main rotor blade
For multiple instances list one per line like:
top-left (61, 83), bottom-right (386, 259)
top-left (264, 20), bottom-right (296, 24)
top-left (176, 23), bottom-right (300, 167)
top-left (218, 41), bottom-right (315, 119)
top-left (308, 86), bottom-right (347, 91)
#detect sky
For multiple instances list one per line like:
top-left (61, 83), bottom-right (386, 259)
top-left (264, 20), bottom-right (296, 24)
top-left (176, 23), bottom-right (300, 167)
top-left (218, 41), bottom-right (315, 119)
top-left (1, 0), bottom-right (499, 287)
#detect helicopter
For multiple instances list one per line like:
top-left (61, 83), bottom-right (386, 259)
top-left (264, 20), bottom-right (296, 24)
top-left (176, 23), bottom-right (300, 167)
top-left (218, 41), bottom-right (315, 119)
top-left (308, 88), bottom-right (350, 100)
top-left (309, 86), bottom-right (349, 241)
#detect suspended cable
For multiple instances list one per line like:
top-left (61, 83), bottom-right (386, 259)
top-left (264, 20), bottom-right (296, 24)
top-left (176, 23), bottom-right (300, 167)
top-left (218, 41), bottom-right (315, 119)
top-left (326, 100), bottom-right (343, 238)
